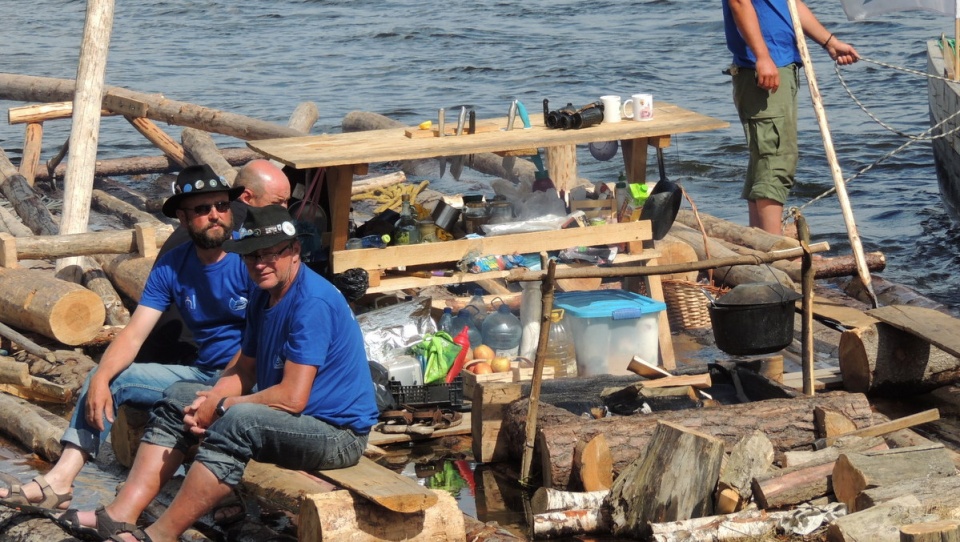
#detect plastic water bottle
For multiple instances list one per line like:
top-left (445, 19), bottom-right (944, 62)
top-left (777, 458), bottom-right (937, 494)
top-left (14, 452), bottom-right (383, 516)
top-left (544, 309), bottom-right (577, 378)
top-left (437, 307), bottom-right (455, 334)
top-left (453, 307), bottom-right (483, 349)
top-left (466, 288), bottom-right (488, 326)
top-left (481, 302), bottom-right (522, 357)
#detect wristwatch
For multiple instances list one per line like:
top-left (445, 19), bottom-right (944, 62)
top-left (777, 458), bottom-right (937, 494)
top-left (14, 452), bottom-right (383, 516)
top-left (215, 397), bottom-right (228, 417)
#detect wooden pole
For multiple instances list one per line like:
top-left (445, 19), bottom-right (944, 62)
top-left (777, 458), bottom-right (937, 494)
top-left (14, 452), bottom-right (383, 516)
top-left (57, 0), bottom-right (115, 280)
top-left (507, 241), bottom-right (829, 283)
top-left (520, 259), bottom-right (556, 487)
top-left (794, 211), bottom-right (815, 396)
top-left (785, 0), bottom-right (878, 308)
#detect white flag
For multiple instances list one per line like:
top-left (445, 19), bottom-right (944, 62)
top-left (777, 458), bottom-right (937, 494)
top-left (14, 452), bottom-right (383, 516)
top-left (840, 0), bottom-right (958, 20)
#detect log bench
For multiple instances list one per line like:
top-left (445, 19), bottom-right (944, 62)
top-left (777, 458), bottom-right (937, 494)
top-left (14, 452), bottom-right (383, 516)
top-left (111, 405), bottom-right (459, 539)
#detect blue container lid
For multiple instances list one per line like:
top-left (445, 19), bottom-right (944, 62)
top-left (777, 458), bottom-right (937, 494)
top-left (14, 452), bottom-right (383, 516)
top-left (554, 289), bottom-right (666, 320)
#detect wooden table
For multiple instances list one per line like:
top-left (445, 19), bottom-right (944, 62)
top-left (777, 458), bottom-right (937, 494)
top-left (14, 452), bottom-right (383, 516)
top-left (247, 102), bottom-right (729, 369)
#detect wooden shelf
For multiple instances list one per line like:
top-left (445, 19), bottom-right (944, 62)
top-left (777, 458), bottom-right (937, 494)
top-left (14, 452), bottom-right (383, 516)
top-left (365, 250), bottom-right (660, 294)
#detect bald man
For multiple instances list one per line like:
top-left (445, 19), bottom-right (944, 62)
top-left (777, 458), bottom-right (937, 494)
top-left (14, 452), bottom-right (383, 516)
top-left (234, 159), bottom-right (291, 209)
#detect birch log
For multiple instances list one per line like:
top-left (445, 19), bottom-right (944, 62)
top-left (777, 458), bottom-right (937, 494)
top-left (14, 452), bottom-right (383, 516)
top-left (58, 0), bottom-right (115, 279)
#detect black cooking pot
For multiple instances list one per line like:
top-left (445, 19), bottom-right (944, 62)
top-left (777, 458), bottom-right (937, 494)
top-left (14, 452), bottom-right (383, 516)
top-left (707, 282), bottom-right (802, 356)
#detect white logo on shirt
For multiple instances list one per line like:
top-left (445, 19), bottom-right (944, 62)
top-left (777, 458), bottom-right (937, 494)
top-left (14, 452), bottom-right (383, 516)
top-left (184, 294), bottom-right (196, 311)
top-left (229, 297), bottom-right (248, 311)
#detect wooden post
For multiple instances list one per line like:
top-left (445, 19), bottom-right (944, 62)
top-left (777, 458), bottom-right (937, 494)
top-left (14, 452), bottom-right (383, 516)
top-left (19, 122), bottom-right (43, 186)
top-left (545, 144), bottom-right (577, 194)
top-left (794, 212), bottom-right (815, 396)
top-left (520, 259), bottom-right (556, 487)
top-left (785, 0), bottom-right (878, 308)
top-left (58, 0), bottom-right (115, 280)
top-left (0, 233), bottom-right (16, 269)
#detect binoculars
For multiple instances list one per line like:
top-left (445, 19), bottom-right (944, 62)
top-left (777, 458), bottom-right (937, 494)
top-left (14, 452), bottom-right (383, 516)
top-left (543, 99), bottom-right (603, 130)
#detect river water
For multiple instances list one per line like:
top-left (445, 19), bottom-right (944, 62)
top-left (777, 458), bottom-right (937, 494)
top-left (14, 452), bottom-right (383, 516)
top-left (0, 0), bottom-right (956, 534)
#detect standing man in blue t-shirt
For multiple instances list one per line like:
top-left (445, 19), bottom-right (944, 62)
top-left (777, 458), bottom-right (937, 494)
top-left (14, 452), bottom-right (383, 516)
top-left (62, 205), bottom-right (378, 541)
top-left (0, 165), bottom-right (252, 513)
top-left (723, 0), bottom-right (858, 234)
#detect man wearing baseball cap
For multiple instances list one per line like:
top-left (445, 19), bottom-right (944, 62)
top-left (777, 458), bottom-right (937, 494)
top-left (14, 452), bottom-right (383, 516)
top-left (2, 165), bottom-right (253, 516)
top-left (63, 205), bottom-right (377, 541)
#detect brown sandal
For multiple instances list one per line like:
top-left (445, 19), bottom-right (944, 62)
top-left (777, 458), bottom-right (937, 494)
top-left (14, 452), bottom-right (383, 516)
top-left (0, 473), bottom-right (73, 513)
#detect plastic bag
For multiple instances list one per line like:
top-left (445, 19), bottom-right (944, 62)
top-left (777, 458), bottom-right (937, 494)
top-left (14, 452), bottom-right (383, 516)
top-left (411, 332), bottom-right (463, 384)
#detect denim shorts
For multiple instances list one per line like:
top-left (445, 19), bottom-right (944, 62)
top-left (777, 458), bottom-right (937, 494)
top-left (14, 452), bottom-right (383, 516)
top-left (732, 63), bottom-right (799, 204)
top-left (61, 364), bottom-right (219, 459)
top-left (143, 381), bottom-right (368, 486)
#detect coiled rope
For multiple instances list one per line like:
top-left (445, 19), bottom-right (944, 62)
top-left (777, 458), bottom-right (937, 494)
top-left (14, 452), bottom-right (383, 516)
top-left (792, 55), bottom-right (960, 214)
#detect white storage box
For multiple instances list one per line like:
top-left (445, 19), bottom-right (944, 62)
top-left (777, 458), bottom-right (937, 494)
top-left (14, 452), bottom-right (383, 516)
top-left (554, 290), bottom-right (666, 376)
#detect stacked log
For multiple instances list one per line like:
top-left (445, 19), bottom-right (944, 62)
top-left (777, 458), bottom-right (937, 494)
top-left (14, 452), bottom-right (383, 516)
top-left (503, 391), bottom-right (873, 489)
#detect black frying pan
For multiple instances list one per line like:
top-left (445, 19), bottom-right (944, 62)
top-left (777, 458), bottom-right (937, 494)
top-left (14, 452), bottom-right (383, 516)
top-left (638, 148), bottom-right (682, 240)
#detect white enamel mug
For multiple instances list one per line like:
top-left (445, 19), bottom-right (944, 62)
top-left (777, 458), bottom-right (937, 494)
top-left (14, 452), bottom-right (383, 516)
top-left (600, 95), bottom-right (622, 123)
top-left (622, 93), bottom-right (654, 121)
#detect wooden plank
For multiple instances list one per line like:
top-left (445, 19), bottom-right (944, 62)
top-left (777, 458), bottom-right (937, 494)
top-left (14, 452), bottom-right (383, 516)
top-left (812, 298), bottom-right (877, 330)
top-left (367, 411), bottom-right (472, 447)
top-left (781, 368), bottom-right (843, 390)
top-left (868, 305), bottom-right (960, 358)
top-left (331, 220), bottom-right (653, 273)
top-left (102, 93), bottom-right (149, 117)
top-left (312, 456), bottom-right (438, 513)
top-left (247, 103), bottom-right (729, 169)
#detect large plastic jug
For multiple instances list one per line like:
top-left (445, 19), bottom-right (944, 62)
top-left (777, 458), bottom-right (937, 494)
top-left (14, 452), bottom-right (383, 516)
top-left (481, 301), bottom-right (522, 357)
top-left (453, 307), bottom-right (483, 349)
top-left (466, 288), bottom-right (488, 326)
top-left (544, 309), bottom-right (577, 378)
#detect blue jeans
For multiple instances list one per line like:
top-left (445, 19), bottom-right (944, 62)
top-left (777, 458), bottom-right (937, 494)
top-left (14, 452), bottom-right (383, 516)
top-left (62, 364), bottom-right (219, 460)
top-left (143, 382), bottom-right (367, 486)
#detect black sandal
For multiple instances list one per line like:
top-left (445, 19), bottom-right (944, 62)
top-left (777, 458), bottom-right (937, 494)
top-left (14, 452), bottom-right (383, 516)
top-left (58, 506), bottom-right (142, 541)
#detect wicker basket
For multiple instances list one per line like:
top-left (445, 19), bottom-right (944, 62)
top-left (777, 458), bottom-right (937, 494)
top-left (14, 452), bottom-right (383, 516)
top-left (662, 280), bottom-right (727, 331)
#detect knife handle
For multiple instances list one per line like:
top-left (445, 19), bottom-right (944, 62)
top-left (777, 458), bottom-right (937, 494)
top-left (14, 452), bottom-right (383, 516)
top-left (516, 100), bottom-right (531, 128)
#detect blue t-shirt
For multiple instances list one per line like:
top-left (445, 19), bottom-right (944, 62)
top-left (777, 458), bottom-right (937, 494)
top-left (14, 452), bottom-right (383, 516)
top-left (723, 0), bottom-right (803, 68)
top-left (241, 265), bottom-right (378, 434)
top-left (139, 242), bottom-right (252, 371)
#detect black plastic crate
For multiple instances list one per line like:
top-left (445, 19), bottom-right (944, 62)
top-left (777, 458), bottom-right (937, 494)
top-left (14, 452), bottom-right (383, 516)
top-left (388, 375), bottom-right (464, 410)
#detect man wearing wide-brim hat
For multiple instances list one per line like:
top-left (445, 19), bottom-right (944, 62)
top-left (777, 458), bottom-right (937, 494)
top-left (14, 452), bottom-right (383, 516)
top-left (77, 205), bottom-right (378, 542)
top-left (8, 165), bottom-right (255, 519)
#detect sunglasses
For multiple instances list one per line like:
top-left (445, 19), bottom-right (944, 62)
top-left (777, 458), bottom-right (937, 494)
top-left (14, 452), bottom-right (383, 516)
top-left (242, 241), bottom-right (296, 265)
top-left (181, 201), bottom-right (231, 216)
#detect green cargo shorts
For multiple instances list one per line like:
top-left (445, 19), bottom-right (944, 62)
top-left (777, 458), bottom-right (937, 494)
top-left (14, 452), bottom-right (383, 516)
top-left (732, 64), bottom-right (799, 205)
